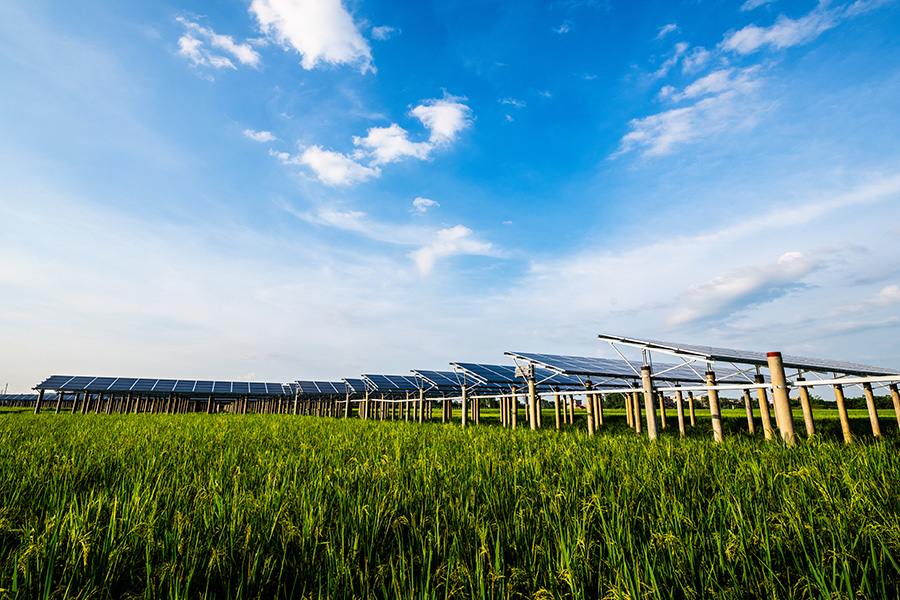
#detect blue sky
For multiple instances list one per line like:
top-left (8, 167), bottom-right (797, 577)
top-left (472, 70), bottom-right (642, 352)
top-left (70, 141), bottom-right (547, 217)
top-left (2, 0), bottom-right (900, 391)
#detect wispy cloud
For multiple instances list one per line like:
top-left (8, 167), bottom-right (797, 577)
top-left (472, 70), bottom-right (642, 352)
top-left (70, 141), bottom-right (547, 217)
top-left (243, 129), bottom-right (277, 142)
top-left (250, 0), bottom-right (373, 73)
top-left (656, 23), bottom-right (678, 40)
top-left (176, 17), bottom-right (261, 70)
top-left (271, 146), bottom-right (380, 186)
top-left (276, 95), bottom-right (473, 186)
top-left (617, 67), bottom-right (764, 157)
top-left (371, 25), bottom-right (399, 41)
top-left (668, 251), bottom-right (819, 326)
top-left (723, 0), bottom-right (892, 54)
top-left (411, 197), bottom-right (439, 215)
top-left (409, 225), bottom-right (495, 276)
top-left (741, 0), bottom-right (777, 11)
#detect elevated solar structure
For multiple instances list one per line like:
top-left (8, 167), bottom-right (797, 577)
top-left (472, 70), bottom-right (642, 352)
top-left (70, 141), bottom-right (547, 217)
top-left (452, 362), bottom-right (591, 390)
top-left (505, 353), bottom-right (757, 385)
top-left (597, 334), bottom-right (898, 377)
top-left (341, 378), bottom-right (369, 394)
top-left (412, 369), bottom-right (506, 395)
top-left (296, 381), bottom-right (352, 395)
top-left (362, 374), bottom-right (422, 393)
top-left (35, 375), bottom-right (295, 397)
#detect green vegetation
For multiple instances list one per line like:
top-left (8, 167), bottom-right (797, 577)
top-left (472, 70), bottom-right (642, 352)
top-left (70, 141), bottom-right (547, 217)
top-left (0, 412), bottom-right (898, 599)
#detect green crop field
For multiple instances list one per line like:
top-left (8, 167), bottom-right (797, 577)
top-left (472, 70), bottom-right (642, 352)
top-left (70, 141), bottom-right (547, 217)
top-left (0, 411), bottom-right (898, 599)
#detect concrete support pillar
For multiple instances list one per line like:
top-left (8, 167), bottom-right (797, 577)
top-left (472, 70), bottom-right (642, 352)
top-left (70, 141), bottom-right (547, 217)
top-left (418, 389), bottom-right (425, 424)
top-left (766, 352), bottom-right (796, 445)
top-left (553, 388), bottom-right (562, 430)
top-left (461, 386), bottom-right (468, 428)
top-left (675, 387), bottom-right (685, 437)
top-left (568, 394), bottom-right (575, 425)
top-left (795, 377), bottom-right (815, 438)
top-left (833, 384), bottom-right (852, 443)
top-left (743, 389), bottom-right (755, 435)
top-left (528, 376), bottom-right (538, 430)
top-left (706, 371), bottom-right (723, 444)
top-left (862, 382), bottom-right (881, 438)
top-left (755, 375), bottom-right (774, 441)
top-left (55, 391), bottom-right (63, 414)
top-left (33, 389), bottom-right (45, 414)
top-left (640, 366), bottom-right (658, 440)
top-left (594, 393), bottom-right (603, 428)
top-left (71, 392), bottom-right (81, 414)
top-left (632, 391), bottom-right (642, 434)
top-left (625, 391), bottom-right (633, 427)
top-left (658, 391), bottom-right (667, 429)
top-left (585, 382), bottom-right (595, 436)
top-left (688, 390), bottom-right (696, 427)
top-left (890, 383), bottom-right (900, 429)
top-left (206, 394), bottom-right (214, 414)
top-left (511, 389), bottom-right (519, 429)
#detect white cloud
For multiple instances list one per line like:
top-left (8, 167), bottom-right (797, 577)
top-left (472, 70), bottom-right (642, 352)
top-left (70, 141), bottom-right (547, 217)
top-left (651, 42), bottom-right (689, 78)
top-left (243, 129), bottom-right (277, 142)
top-left (353, 123), bottom-right (431, 165)
top-left (668, 251), bottom-right (820, 326)
top-left (656, 23), bottom-right (678, 39)
top-left (681, 46), bottom-right (711, 73)
top-left (500, 98), bottom-right (526, 108)
top-left (371, 25), bottom-right (399, 41)
top-left (722, 10), bottom-right (836, 54)
top-left (556, 21), bottom-right (572, 34)
top-left (834, 284), bottom-right (900, 315)
top-left (741, 0), bottom-right (777, 11)
top-left (271, 146), bottom-right (379, 186)
top-left (411, 197), bottom-right (439, 215)
top-left (617, 67), bottom-right (763, 156)
top-left (249, 0), bottom-right (373, 73)
top-left (409, 225), bottom-right (495, 276)
top-left (176, 18), bottom-right (261, 69)
top-left (410, 96), bottom-right (474, 145)
top-left (275, 95), bottom-right (473, 186)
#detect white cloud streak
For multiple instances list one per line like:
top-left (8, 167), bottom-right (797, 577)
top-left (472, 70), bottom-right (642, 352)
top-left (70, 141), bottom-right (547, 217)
top-left (249, 0), bottom-right (373, 72)
top-left (409, 225), bottom-right (495, 276)
top-left (243, 129), bottom-right (277, 142)
top-left (275, 95), bottom-right (473, 186)
top-left (411, 197), bottom-right (439, 215)
top-left (176, 18), bottom-right (261, 70)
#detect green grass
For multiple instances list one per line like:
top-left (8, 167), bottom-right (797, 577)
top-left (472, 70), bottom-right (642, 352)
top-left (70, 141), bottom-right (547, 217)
top-left (0, 413), bottom-right (898, 599)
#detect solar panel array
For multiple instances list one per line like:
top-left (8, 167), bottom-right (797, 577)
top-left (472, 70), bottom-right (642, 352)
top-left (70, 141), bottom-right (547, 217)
top-left (598, 334), bottom-right (897, 377)
top-left (506, 352), bottom-right (756, 384)
top-left (0, 394), bottom-right (57, 401)
top-left (413, 370), bottom-right (467, 392)
top-left (296, 381), bottom-right (351, 395)
top-left (342, 378), bottom-right (369, 393)
top-left (35, 375), bottom-right (294, 396)
top-left (362, 374), bottom-right (421, 392)
top-left (452, 362), bottom-right (588, 389)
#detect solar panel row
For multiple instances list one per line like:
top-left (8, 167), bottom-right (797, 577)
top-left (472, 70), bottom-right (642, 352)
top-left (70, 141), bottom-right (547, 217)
top-left (296, 381), bottom-right (351, 395)
top-left (598, 334), bottom-right (897, 377)
top-left (35, 376), bottom-right (292, 395)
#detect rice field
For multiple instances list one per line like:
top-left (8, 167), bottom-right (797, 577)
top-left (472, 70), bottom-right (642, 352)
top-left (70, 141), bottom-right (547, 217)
top-left (0, 411), bottom-right (898, 599)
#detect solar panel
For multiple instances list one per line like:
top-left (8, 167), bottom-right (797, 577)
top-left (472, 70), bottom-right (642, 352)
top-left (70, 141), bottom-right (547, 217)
top-left (363, 374), bottom-right (421, 392)
top-left (598, 334), bottom-right (897, 377)
top-left (194, 380), bottom-right (214, 393)
top-left (35, 375), bottom-right (75, 389)
top-left (132, 378), bottom-right (157, 392)
top-left (64, 376), bottom-right (96, 390)
top-left (342, 378), bottom-right (368, 393)
top-left (232, 382), bottom-right (250, 395)
top-left (174, 380), bottom-right (196, 393)
top-left (109, 377), bottom-right (138, 391)
top-left (310, 381), bottom-right (349, 394)
top-left (413, 370), bottom-right (464, 391)
top-left (249, 382), bottom-right (268, 394)
top-left (212, 381), bottom-right (232, 394)
top-left (265, 383), bottom-right (286, 394)
top-left (88, 377), bottom-right (117, 391)
top-left (452, 362), bottom-right (588, 389)
top-left (153, 379), bottom-right (178, 393)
